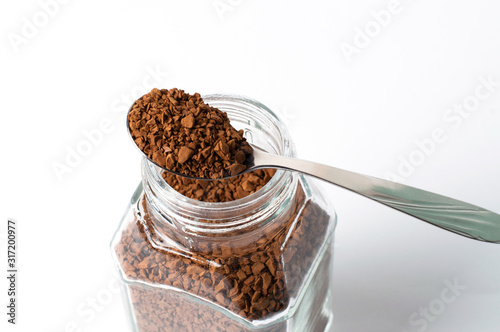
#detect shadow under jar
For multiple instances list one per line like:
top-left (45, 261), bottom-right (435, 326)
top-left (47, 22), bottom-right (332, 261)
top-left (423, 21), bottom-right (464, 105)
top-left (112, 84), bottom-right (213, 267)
top-left (111, 95), bottom-right (338, 332)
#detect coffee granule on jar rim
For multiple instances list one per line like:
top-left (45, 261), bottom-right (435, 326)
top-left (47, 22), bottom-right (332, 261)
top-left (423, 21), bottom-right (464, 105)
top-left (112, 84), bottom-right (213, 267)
top-left (128, 88), bottom-right (253, 179)
top-left (115, 168), bottom-right (333, 331)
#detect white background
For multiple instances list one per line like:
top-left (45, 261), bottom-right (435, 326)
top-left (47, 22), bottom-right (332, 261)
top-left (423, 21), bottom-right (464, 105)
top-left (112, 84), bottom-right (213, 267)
top-left (1, 0), bottom-right (499, 331)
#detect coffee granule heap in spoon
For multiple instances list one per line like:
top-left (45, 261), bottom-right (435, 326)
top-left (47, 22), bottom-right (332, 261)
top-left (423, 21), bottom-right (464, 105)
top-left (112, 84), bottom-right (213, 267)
top-left (128, 88), bottom-right (253, 179)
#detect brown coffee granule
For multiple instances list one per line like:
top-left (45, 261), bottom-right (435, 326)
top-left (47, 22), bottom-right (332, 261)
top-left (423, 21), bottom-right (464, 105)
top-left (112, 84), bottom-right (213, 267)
top-left (162, 169), bottom-right (276, 203)
top-left (128, 88), bottom-right (253, 179)
top-left (115, 180), bottom-right (333, 331)
top-left (127, 246), bottom-right (332, 332)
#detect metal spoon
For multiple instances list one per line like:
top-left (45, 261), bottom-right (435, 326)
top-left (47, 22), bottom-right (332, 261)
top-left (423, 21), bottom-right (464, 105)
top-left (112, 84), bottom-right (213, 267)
top-left (127, 118), bottom-right (500, 244)
top-left (247, 145), bottom-right (500, 244)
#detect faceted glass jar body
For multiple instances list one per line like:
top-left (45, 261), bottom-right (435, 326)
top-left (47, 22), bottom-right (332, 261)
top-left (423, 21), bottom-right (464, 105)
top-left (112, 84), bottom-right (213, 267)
top-left (111, 95), bottom-right (337, 332)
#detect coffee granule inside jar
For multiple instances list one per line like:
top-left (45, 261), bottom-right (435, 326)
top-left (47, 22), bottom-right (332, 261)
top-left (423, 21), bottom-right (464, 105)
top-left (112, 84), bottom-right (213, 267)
top-left (115, 169), bottom-right (333, 331)
top-left (128, 88), bottom-right (253, 179)
top-left (162, 169), bottom-right (276, 202)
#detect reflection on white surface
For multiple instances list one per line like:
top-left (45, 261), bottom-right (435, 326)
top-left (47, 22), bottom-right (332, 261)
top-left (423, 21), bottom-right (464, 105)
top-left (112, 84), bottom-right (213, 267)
top-left (332, 191), bottom-right (500, 332)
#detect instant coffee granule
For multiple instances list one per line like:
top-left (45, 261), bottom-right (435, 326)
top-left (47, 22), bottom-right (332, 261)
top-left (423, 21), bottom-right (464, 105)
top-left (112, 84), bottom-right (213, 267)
top-left (162, 169), bottom-right (276, 202)
top-left (128, 88), bottom-right (253, 179)
top-left (115, 170), bottom-right (333, 332)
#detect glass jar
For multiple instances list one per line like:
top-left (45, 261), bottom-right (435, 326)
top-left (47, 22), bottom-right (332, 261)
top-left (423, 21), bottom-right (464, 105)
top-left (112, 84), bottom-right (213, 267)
top-left (111, 95), bottom-right (338, 332)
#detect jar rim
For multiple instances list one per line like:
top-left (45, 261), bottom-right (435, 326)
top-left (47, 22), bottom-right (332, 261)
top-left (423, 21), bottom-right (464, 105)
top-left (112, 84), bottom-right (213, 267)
top-left (141, 94), bottom-right (297, 230)
top-left (147, 94), bottom-right (295, 204)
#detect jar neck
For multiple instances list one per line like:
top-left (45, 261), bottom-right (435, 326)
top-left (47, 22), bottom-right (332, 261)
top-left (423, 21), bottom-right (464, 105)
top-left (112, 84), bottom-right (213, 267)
top-left (142, 159), bottom-right (297, 236)
top-left (139, 94), bottom-right (298, 249)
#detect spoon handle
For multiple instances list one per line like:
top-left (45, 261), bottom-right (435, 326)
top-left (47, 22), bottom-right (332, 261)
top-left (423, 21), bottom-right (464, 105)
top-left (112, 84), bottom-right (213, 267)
top-left (255, 150), bottom-right (500, 243)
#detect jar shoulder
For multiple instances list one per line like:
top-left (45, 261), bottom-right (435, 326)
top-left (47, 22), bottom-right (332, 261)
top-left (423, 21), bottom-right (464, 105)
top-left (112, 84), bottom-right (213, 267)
top-left (111, 179), bottom-right (336, 325)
